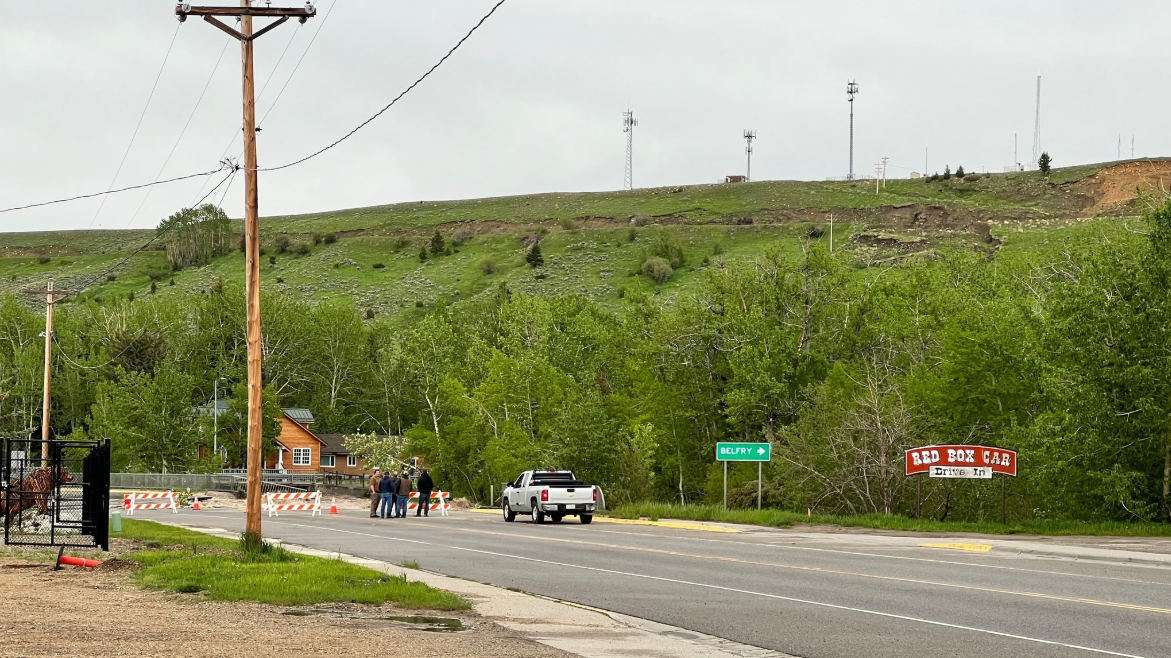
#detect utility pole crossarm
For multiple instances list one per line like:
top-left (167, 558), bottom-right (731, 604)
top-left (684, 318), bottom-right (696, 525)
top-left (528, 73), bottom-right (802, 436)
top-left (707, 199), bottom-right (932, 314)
top-left (176, 5), bottom-right (316, 19)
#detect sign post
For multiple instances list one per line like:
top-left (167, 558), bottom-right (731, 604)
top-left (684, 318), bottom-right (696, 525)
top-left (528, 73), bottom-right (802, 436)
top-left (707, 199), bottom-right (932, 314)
top-left (716, 442), bottom-right (772, 511)
top-left (904, 445), bottom-right (1018, 523)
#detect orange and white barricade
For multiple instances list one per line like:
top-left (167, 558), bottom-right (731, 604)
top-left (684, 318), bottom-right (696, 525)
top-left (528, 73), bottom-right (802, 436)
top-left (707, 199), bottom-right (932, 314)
top-left (407, 491), bottom-right (451, 516)
top-left (123, 491), bottom-right (178, 516)
top-left (263, 490), bottom-right (322, 517)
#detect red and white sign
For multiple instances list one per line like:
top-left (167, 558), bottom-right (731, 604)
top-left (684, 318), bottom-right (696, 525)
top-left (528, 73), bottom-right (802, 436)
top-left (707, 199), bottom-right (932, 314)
top-left (905, 445), bottom-right (1017, 477)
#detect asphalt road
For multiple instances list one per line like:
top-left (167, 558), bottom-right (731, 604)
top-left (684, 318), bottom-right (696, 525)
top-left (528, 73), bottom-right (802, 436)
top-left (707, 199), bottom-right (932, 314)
top-left (133, 507), bottom-right (1171, 658)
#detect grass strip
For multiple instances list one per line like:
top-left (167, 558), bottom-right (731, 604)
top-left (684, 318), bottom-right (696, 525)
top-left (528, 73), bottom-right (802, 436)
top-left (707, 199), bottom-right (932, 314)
top-left (119, 519), bottom-right (468, 609)
top-left (608, 503), bottom-right (1171, 537)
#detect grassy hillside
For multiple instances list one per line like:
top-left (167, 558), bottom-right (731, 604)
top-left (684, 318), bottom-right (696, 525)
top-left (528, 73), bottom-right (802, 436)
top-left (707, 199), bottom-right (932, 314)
top-left (2, 159), bottom-right (1167, 316)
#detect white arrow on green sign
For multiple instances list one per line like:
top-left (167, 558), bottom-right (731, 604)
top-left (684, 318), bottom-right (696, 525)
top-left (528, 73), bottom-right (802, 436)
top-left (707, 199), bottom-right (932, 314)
top-left (716, 442), bottom-right (771, 462)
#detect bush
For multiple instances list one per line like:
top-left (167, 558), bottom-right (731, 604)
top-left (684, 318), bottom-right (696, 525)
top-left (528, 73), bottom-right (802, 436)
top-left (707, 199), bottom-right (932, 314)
top-left (712, 243), bottom-right (724, 255)
top-left (169, 279), bottom-right (175, 286)
top-left (480, 258), bottom-right (498, 275)
top-left (451, 228), bottom-right (473, 246)
top-left (616, 286), bottom-right (626, 299)
top-left (418, 248), bottom-right (428, 262)
top-left (365, 308), bottom-right (375, 319)
top-left (965, 173), bottom-right (981, 182)
top-left (626, 227), bottom-right (638, 243)
top-left (943, 165), bottom-right (951, 180)
top-left (415, 300), bottom-right (424, 308)
top-left (955, 165), bottom-right (966, 178)
top-left (323, 233), bottom-right (338, 245)
top-left (37, 256), bottom-right (51, 265)
top-left (150, 282), bottom-right (157, 295)
top-left (559, 217), bottom-right (581, 230)
top-left (127, 292), bottom-right (135, 303)
top-left (392, 236), bottom-right (411, 251)
top-left (373, 263), bottom-right (385, 269)
top-left (642, 256), bottom-right (674, 284)
top-left (648, 234), bottom-right (686, 269)
top-left (312, 234), bottom-right (323, 246)
top-left (274, 236), bottom-right (291, 254)
top-left (276, 277), bottom-right (284, 284)
top-left (269, 256), bottom-right (277, 266)
top-left (807, 226), bottom-right (825, 238)
top-left (293, 243), bottom-right (311, 256)
top-left (106, 274), bottom-right (117, 282)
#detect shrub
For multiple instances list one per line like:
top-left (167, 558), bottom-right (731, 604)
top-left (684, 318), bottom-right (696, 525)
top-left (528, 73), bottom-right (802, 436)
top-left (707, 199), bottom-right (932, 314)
top-left (323, 233), bottom-right (338, 245)
top-left (712, 243), bottom-right (724, 255)
top-left (150, 281), bottom-right (157, 295)
top-left (373, 263), bottom-right (385, 269)
top-left (616, 285), bottom-right (626, 299)
top-left (807, 226), bottom-right (825, 238)
top-left (955, 165), bottom-right (966, 178)
top-left (293, 243), bottom-right (311, 256)
top-left (365, 308), bottom-right (375, 319)
top-left (392, 236), bottom-right (411, 251)
top-left (312, 234), bottom-right (324, 246)
top-left (418, 248), bottom-right (428, 262)
top-left (415, 300), bottom-right (424, 308)
top-left (444, 246), bottom-right (453, 257)
top-left (559, 217), bottom-right (581, 230)
top-left (648, 234), bottom-right (686, 269)
top-left (37, 256), bottom-right (51, 265)
top-left (943, 165), bottom-right (951, 180)
top-left (480, 258), bottom-right (498, 275)
top-left (965, 173), bottom-right (981, 182)
top-left (269, 256), bottom-right (277, 266)
top-left (169, 278), bottom-right (175, 286)
top-left (146, 269), bottom-right (167, 281)
top-left (259, 247), bottom-right (268, 256)
top-left (274, 236), bottom-right (291, 254)
top-left (526, 243), bottom-right (544, 268)
top-left (626, 227), bottom-right (638, 243)
top-left (451, 228), bottom-right (473, 246)
top-left (276, 277), bottom-right (284, 284)
top-left (642, 256), bottom-right (674, 284)
top-left (629, 215), bottom-right (649, 227)
top-left (702, 255), bottom-right (710, 266)
top-left (238, 239), bottom-right (246, 253)
top-left (127, 292), bottom-right (135, 303)
top-left (106, 274), bottom-right (117, 282)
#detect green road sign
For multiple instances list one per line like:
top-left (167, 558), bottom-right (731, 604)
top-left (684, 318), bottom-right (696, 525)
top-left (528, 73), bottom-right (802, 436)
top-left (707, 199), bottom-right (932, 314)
top-left (716, 442), bottom-right (771, 462)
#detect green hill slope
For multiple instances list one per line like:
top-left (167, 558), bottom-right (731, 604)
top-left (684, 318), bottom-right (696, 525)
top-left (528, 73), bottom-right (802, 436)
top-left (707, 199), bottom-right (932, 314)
top-left (2, 159), bottom-right (1166, 315)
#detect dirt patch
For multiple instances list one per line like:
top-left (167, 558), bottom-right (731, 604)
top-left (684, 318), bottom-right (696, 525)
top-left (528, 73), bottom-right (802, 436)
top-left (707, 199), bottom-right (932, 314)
top-left (1070, 160), bottom-right (1171, 216)
top-left (0, 559), bottom-right (569, 658)
top-left (853, 233), bottom-right (930, 252)
top-left (0, 245), bottom-right (81, 258)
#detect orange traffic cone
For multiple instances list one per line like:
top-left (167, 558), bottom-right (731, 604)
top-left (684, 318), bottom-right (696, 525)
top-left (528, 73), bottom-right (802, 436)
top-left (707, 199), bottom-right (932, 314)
top-left (192, 498), bottom-right (202, 511)
top-left (329, 498), bottom-right (338, 515)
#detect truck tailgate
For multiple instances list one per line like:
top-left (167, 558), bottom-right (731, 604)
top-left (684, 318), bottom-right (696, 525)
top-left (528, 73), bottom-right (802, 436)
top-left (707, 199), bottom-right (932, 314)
top-left (545, 486), bottom-right (591, 506)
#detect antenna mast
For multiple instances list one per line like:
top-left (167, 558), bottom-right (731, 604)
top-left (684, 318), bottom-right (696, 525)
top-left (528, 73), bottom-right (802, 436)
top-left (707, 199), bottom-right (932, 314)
top-left (847, 80), bottom-right (859, 180)
top-left (743, 129), bottom-right (756, 182)
top-left (623, 110), bottom-right (638, 191)
top-left (1031, 71), bottom-right (1042, 169)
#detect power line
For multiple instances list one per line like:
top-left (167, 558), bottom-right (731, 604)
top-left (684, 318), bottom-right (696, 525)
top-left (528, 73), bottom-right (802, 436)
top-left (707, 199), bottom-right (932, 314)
top-left (87, 23), bottom-right (183, 229)
top-left (71, 167), bottom-right (237, 297)
top-left (259, 0), bottom-right (508, 173)
top-left (258, 0), bottom-right (338, 129)
top-left (125, 36), bottom-right (235, 229)
top-left (0, 164), bottom-right (231, 215)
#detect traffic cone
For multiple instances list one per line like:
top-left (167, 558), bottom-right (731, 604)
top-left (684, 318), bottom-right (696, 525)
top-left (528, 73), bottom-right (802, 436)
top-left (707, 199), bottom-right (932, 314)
top-left (329, 498), bottom-right (338, 515)
top-left (192, 498), bottom-right (202, 511)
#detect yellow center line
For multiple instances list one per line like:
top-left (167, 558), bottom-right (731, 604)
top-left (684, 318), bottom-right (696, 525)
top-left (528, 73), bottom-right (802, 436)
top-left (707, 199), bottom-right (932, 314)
top-left (449, 523), bottom-right (1171, 616)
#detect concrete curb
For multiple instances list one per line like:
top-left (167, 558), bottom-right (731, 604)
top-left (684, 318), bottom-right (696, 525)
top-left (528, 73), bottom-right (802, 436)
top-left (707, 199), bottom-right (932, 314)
top-left (988, 540), bottom-right (1171, 568)
top-left (164, 522), bottom-right (792, 658)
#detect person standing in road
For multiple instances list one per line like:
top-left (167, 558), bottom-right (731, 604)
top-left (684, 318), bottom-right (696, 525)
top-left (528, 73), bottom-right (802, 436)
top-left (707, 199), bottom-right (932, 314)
top-left (415, 469), bottom-right (434, 517)
top-left (379, 469), bottom-right (396, 518)
top-left (395, 471), bottom-right (412, 518)
top-left (387, 471), bottom-right (401, 517)
top-left (368, 469), bottom-right (382, 518)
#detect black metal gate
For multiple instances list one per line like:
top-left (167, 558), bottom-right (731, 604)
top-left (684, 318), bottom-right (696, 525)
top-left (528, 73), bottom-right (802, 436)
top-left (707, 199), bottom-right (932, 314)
top-left (1, 438), bottom-right (110, 550)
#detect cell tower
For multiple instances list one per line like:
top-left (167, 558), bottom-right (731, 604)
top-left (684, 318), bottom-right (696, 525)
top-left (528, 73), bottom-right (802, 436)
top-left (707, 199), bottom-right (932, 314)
top-left (1031, 71), bottom-right (1042, 169)
top-left (743, 129), bottom-right (756, 182)
top-left (623, 110), bottom-right (638, 191)
top-left (846, 80), bottom-right (859, 180)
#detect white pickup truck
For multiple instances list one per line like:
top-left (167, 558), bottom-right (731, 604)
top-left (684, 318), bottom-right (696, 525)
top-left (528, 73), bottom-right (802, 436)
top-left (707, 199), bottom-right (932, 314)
top-left (502, 470), bottom-right (598, 524)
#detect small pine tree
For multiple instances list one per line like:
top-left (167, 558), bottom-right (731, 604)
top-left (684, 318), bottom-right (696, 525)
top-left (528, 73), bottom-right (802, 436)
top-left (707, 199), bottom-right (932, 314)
top-left (526, 242), bottom-right (544, 268)
top-left (150, 281), bottom-right (158, 295)
top-left (418, 247), bottom-right (428, 262)
top-left (430, 229), bottom-right (445, 256)
top-left (955, 165), bottom-right (965, 178)
top-left (1038, 152), bottom-right (1052, 176)
top-left (365, 308), bottom-right (375, 319)
top-left (943, 165), bottom-right (951, 180)
top-left (169, 278), bottom-right (175, 286)
top-left (127, 292), bottom-right (135, 303)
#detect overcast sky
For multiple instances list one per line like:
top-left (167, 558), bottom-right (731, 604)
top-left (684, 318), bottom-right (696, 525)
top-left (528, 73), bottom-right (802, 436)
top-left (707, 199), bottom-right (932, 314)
top-left (0, 1), bottom-right (1164, 233)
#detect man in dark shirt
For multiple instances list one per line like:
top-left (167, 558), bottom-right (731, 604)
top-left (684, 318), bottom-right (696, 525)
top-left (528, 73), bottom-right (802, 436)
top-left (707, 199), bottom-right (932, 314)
top-left (378, 471), bottom-right (395, 518)
top-left (416, 469), bottom-right (434, 517)
top-left (395, 471), bottom-right (412, 518)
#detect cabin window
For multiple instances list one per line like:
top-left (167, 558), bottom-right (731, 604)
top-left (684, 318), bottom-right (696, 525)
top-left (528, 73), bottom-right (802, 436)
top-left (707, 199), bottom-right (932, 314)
top-left (347, 455), bottom-right (357, 468)
top-left (292, 448), bottom-right (311, 466)
top-left (320, 454), bottom-right (335, 468)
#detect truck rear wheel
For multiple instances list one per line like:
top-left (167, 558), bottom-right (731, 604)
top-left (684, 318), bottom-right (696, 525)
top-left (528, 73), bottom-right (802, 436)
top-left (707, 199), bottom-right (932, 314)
top-left (530, 499), bottom-right (545, 524)
top-left (580, 514), bottom-right (593, 525)
top-left (503, 501), bottom-right (516, 522)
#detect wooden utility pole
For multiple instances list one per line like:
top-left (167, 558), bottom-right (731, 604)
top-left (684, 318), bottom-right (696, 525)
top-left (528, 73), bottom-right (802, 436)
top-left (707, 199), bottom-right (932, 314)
top-left (177, 1), bottom-right (315, 539)
top-left (23, 279), bottom-right (71, 463)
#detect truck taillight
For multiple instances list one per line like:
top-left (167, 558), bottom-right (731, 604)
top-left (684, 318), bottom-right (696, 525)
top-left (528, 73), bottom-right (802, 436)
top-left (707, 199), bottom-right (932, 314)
top-left (593, 489), bottom-right (597, 501)
top-left (541, 490), bottom-right (549, 502)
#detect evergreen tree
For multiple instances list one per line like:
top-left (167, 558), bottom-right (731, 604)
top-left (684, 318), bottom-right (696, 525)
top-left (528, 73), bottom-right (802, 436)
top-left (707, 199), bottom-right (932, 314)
top-left (419, 247), bottom-right (428, 262)
top-left (526, 242), bottom-right (544, 267)
top-left (1038, 152), bottom-right (1052, 176)
top-left (955, 165), bottom-right (965, 178)
top-left (430, 230), bottom-right (445, 256)
top-left (943, 165), bottom-right (951, 180)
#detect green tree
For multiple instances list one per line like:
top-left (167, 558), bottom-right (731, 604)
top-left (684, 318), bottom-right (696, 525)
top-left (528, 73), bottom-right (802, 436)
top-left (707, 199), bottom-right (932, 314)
top-left (526, 243), bottom-right (544, 268)
top-left (430, 230), bottom-right (445, 256)
top-left (1039, 152), bottom-right (1052, 176)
